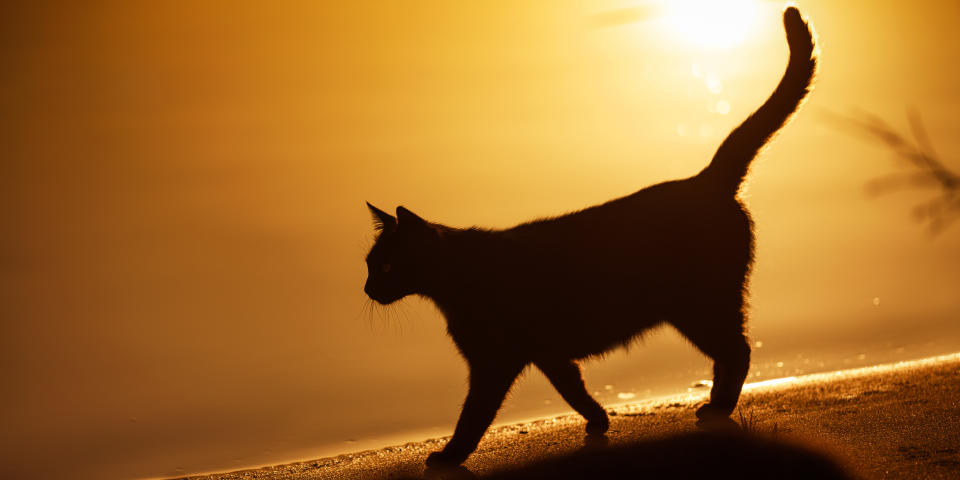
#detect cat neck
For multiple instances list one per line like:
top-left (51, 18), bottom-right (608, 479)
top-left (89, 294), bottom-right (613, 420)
top-left (418, 226), bottom-right (504, 314)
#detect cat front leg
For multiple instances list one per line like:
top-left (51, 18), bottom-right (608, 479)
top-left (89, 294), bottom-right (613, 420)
top-left (536, 359), bottom-right (609, 436)
top-left (426, 362), bottom-right (524, 468)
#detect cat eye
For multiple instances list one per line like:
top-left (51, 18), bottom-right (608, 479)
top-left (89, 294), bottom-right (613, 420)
top-left (382, 263), bottom-right (392, 273)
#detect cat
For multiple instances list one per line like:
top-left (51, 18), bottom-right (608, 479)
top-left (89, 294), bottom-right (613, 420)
top-left (363, 6), bottom-right (816, 468)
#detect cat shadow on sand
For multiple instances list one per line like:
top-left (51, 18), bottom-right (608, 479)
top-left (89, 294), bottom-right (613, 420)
top-left (364, 6), bottom-right (817, 469)
top-left (414, 431), bottom-right (855, 480)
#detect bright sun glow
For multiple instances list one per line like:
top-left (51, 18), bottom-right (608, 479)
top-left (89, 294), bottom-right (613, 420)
top-left (664, 0), bottom-right (760, 48)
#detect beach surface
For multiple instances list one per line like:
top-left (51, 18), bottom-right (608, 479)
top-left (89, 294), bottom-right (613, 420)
top-left (186, 353), bottom-right (960, 480)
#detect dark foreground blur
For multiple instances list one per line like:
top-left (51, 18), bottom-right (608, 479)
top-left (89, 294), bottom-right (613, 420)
top-left (421, 431), bottom-right (855, 480)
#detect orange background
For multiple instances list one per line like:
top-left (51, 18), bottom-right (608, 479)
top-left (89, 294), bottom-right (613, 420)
top-left (2, 1), bottom-right (958, 478)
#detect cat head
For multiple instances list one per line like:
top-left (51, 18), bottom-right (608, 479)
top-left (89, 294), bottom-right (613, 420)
top-left (363, 202), bottom-right (440, 304)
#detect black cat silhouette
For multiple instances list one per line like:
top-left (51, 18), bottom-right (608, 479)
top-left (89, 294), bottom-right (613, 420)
top-left (364, 7), bottom-right (816, 467)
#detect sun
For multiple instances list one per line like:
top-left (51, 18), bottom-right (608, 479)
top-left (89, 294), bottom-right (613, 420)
top-left (663, 0), bottom-right (760, 49)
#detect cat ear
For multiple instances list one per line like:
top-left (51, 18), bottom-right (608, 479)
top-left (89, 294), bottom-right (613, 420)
top-left (367, 202), bottom-right (397, 231)
top-left (396, 206), bottom-right (427, 227)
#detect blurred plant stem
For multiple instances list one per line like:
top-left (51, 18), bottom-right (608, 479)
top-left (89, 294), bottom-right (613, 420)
top-left (829, 109), bottom-right (960, 234)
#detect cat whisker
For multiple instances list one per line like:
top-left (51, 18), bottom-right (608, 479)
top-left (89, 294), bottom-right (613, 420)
top-left (394, 299), bottom-right (417, 331)
top-left (362, 298), bottom-right (381, 332)
top-left (365, 299), bottom-right (406, 333)
top-left (355, 297), bottom-right (372, 323)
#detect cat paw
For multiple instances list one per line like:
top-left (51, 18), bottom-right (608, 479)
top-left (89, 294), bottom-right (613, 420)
top-left (696, 402), bottom-right (734, 419)
top-left (425, 449), bottom-right (468, 468)
top-left (585, 415), bottom-right (609, 436)
top-left (695, 403), bottom-right (739, 431)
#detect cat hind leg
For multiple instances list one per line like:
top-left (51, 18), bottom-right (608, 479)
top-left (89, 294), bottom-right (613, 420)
top-left (674, 316), bottom-right (751, 428)
top-left (697, 336), bottom-right (750, 430)
top-left (536, 359), bottom-right (609, 436)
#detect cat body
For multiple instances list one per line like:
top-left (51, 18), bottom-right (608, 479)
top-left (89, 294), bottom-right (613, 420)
top-left (430, 180), bottom-right (751, 360)
top-left (363, 7), bottom-right (816, 468)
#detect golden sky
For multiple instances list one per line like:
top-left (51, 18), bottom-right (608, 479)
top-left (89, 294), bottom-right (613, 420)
top-left (2, 1), bottom-right (959, 478)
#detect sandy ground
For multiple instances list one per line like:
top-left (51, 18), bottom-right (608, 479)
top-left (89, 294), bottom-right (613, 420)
top-left (186, 353), bottom-right (960, 480)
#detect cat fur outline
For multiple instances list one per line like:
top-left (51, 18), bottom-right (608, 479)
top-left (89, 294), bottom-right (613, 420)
top-left (363, 7), bottom-right (816, 468)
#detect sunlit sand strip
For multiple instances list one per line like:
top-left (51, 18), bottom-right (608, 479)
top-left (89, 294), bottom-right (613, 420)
top-left (602, 351), bottom-right (960, 416)
top-left (329, 352), bottom-right (960, 447)
top-left (742, 376), bottom-right (797, 390)
top-left (778, 351), bottom-right (960, 385)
